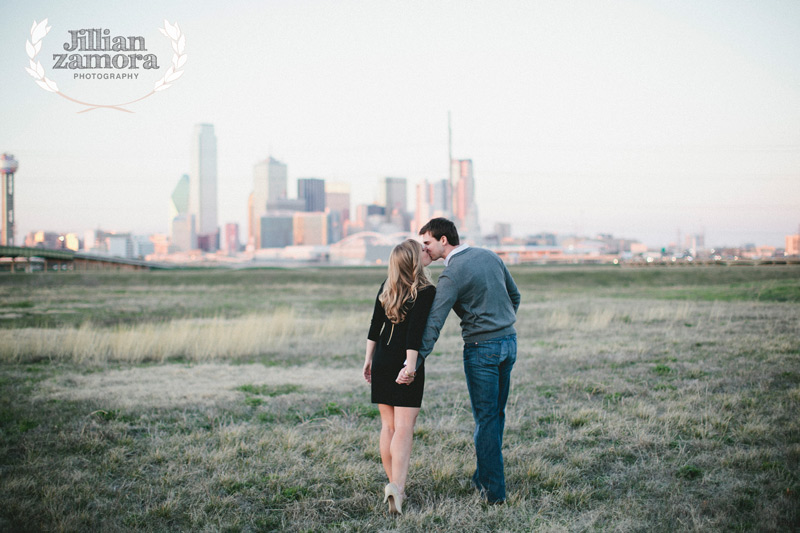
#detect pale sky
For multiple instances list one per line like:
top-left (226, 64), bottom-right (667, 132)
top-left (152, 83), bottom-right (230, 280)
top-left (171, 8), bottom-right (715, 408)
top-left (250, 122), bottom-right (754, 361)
top-left (1, 0), bottom-right (798, 248)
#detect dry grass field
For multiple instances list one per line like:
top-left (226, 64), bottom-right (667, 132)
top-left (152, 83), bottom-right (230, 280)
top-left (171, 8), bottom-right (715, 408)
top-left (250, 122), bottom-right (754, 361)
top-left (0, 265), bottom-right (798, 532)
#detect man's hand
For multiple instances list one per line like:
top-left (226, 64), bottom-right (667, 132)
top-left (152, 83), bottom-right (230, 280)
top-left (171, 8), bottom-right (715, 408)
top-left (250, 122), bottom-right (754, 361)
top-left (395, 367), bottom-right (415, 385)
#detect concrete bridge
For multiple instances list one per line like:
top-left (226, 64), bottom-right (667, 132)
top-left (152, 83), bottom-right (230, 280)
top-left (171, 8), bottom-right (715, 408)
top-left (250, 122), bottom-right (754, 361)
top-left (0, 246), bottom-right (156, 272)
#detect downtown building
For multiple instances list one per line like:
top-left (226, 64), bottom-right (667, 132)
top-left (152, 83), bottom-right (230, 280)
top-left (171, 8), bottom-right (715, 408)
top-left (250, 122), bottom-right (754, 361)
top-left (352, 177), bottom-right (408, 235)
top-left (787, 233), bottom-right (800, 256)
top-left (326, 181), bottom-right (351, 237)
top-left (260, 176), bottom-right (329, 248)
top-left (298, 178), bottom-right (326, 213)
top-left (379, 177), bottom-right (409, 231)
top-left (354, 204), bottom-right (386, 233)
top-left (413, 178), bottom-right (452, 234)
top-left (169, 174), bottom-right (195, 252)
top-left (451, 158), bottom-right (481, 243)
top-left (252, 172), bottom-right (344, 249)
top-left (295, 178), bottom-right (337, 244)
top-left (1, 153), bottom-right (19, 246)
top-left (189, 124), bottom-right (219, 251)
top-left (249, 157), bottom-right (288, 249)
top-left (223, 223), bottom-right (240, 255)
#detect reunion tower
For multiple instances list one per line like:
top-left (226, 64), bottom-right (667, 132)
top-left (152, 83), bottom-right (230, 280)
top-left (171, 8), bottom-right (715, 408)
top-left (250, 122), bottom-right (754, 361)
top-left (1, 153), bottom-right (19, 246)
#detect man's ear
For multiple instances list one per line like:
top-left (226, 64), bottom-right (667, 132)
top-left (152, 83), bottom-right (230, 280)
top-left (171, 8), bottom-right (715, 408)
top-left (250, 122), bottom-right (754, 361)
top-left (440, 235), bottom-right (448, 247)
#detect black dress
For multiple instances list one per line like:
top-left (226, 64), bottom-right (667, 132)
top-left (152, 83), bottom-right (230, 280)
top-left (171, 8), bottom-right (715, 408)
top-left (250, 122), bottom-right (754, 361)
top-left (368, 283), bottom-right (436, 408)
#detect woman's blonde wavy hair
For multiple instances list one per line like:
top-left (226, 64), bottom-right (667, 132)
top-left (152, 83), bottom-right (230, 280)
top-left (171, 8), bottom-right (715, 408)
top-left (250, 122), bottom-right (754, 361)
top-left (379, 239), bottom-right (432, 324)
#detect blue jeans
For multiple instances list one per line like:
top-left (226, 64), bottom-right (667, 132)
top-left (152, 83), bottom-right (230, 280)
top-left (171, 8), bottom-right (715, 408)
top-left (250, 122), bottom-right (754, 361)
top-left (463, 333), bottom-right (517, 503)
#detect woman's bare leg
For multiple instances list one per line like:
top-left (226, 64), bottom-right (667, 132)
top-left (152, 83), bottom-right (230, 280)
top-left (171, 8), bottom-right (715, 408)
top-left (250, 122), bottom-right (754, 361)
top-left (378, 404), bottom-right (395, 481)
top-left (390, 406), bottom-right (420, 493)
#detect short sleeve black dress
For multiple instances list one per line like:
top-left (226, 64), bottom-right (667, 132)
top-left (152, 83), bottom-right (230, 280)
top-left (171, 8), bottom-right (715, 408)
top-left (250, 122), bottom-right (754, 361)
top-left (368, 282), bottom-right (436, 408)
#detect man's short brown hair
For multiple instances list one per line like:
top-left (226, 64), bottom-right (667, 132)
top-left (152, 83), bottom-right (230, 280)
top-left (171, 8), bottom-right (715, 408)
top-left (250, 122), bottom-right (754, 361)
top-left (419, 217), bottom-right (460, 246)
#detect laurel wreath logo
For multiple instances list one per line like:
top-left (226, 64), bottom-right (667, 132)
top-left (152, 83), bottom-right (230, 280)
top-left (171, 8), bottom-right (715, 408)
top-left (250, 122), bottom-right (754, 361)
top-left (25, 19), bottom-right (187, 113)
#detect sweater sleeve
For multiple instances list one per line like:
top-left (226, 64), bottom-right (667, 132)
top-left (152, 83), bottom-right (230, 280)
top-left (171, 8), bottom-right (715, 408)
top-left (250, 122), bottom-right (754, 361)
top-left (367, 282), bottom-right (385, 341)
top-left (417, 271), bottom-right (459, 360)
top-left (504, 264), bottom-right (521, 313)
top-left (404, 286), bottom-right (436, 351)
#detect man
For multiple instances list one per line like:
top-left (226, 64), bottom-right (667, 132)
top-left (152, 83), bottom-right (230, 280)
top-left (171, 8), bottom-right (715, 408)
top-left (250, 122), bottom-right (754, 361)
top-left (416, 217), bottom-right (520, 504)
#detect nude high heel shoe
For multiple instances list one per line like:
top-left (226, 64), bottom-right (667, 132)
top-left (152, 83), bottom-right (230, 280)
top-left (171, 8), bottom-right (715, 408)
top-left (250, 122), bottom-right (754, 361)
top-left (383, 483), bottom-right (403, 514)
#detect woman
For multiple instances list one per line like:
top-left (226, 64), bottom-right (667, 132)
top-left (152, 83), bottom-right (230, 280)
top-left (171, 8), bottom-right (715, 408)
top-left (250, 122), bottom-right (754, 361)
top-left (363, 239), bottom-right (435, 515)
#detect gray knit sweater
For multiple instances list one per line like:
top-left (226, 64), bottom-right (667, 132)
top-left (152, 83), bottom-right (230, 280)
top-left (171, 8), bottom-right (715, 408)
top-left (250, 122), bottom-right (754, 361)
top-left (418, 247), bottom-right (520, 360)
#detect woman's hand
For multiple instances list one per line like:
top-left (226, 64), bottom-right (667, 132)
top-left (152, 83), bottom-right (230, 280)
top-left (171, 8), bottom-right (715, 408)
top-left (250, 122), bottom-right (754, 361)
top-left (395, 367), bottom-right (415, 385)
top-left (364, 340), bottom-right (376, 384)
top-left (363, 360), bottom-right (372, 383)
top-left (397, 350), bottom-right (419, 385)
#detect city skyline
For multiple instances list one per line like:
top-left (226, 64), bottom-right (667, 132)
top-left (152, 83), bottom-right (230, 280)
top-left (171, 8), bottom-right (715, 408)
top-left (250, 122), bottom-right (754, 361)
top-left (1, 0), bottom-right (799, 248)
top-left (9, 139), bottom-right (795, 252)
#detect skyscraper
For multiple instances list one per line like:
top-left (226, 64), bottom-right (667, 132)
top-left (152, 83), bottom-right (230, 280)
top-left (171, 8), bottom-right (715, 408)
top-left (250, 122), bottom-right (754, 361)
top-left (260, 214), bottom-right (294, 248)
top-left (252, 157), bottom-right (288, 214)
top-left (170, 174), bottom-right (190, 219)
top-left (414, 178), bottom-right (453, 233)
top-left (293, 212), bottom-right (327, 245)
top-left (223, 223), bottom-right (240, 255)
top-left (170, 174), bottom-right (195, 251)
top-left (380, 177), bottom-right (407, 214)
top-left (298, 178), bottom-right (325, 212)
top-left (190, 124), bottom-right (218, 251)
top-left (247, 192), bottom-right (255, 249)
top-left (0, 153), bottom-right (19, 246)
top-left (447, 113), bottom-right (480, 242)
top-left (380, 177), bottom-right (408, 229)
top-left (786, 233), bottom-right (800, 256)
top-left (413, 180), bottom-right (434, 234)
top-left (326, 182), bottom-right (351, 237)
top-left (354, 204), bottom-right (387, 232)
top-left (325, 182), bottom-right (351, 223)
top-left (451, 158), bottom-right (480, 241)
top-left (252, 157), bottom-right (288, 248)
top-left (433, 179), bottom-right (451, 215)
top-left (451, 159), bottom-right (472, 224)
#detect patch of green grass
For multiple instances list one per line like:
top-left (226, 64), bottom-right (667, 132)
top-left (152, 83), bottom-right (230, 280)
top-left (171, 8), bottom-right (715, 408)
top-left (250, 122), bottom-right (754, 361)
top-left (603, 391), bottom-right (630, 403)
top-left (256, 412), bottom-right (276, 424)
top-left (779, 371), bottom-right (800, 384)
top-left (313, 402), bottom-right (344, 418)
top-left (570, 417), bottom-right (588, 428)
top-left (644, 279), bottom-right (800, 303)
top-left (244, 396), bottom-right (264, 407)
top-left (16, 418), bottom-right (38, 433)
top-left (676, 464), bottom-right (703, 480)
top-left (236, 383), bottom-right (301, 397)
top-left (7, 301), bottom-right (34, 308)
top-left (91, 409), bottom-right (120, 421)
top-left (317, 298), bottom-right (373, 307)
top-left (351, 404), bottom-right (380, 419)
top-left (653, 364), bottom-right (672, 376)
top-left (654, 383), bottom-right (677, 391)
top-left (685, 369), bottom-right (708, 379)
top-left (758, 281), bottom-right (800, 302)
top-left (277, 486), bottom-right (308, 502)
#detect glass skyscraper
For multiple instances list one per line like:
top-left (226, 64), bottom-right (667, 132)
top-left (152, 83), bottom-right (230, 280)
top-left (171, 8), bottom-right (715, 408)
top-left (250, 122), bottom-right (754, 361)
top-left (190, 124), bottom-right (218, 251)
top-left (298, 178), bottom-right (325, 212)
